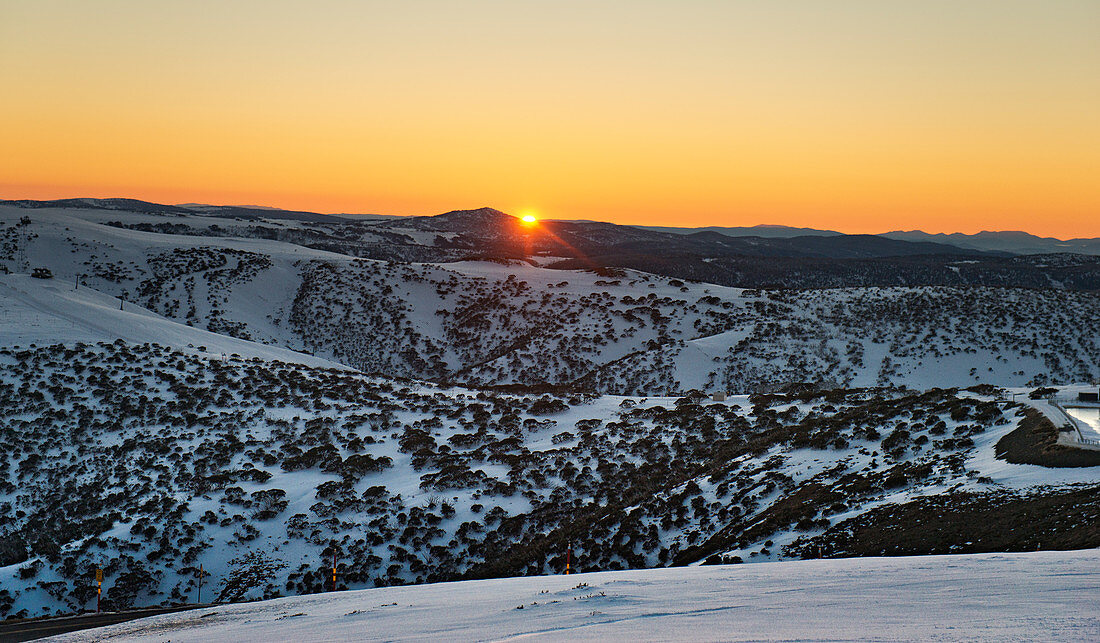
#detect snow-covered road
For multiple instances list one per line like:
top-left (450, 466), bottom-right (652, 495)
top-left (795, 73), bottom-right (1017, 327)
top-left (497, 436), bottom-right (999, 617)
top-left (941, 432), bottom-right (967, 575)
top-left (49, 550), bottom-right (1100, 642)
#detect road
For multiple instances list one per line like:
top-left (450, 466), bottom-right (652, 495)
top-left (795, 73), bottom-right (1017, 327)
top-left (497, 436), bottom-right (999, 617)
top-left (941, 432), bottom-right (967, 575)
top-left (0, 604), bottom-right (210, 642)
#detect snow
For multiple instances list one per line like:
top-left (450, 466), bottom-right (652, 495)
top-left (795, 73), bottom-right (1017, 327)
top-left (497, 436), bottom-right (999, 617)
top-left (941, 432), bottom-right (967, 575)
top-left (0, 205), bottom-right (352, 265)
top-left (0, 274), bottom-right (343, 368)
top-left (49, 550), bottom-right (1100, 642)
top-left (1063, 407), bottom-right (1100, 441)
top-left (5, 206), bottom-right (1099, 394)
top-left (2, 203), bottom-right (1098, 626)
top-left (966, 405), bottom-right (1100, 486)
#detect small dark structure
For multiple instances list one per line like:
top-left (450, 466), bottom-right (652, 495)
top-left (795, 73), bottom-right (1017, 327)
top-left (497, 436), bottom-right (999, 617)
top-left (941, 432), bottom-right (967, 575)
top-left (1078, 389), bottom-right (1100, 402)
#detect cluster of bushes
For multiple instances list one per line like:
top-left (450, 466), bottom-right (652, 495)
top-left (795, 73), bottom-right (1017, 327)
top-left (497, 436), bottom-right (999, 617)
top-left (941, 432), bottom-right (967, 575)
top-left (0, 340), bottom-right (1060, 619)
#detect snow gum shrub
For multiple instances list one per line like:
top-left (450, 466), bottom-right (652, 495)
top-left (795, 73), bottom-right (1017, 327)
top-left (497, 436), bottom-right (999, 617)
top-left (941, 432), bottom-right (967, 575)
top-left (217, 550), bottom-right (288, 602)
top-left (234, 523), bottom-right (261, 543)
top-left (949, 403), bottom-right (970, 422)
top-left (676, 389), bottom-right (707, 405)
top-left (16, 560), bottom-right (41, 579)
top-left (105, 558), bottom-right (156, 610)
top-left (881, 428), bottom-right (911, 457)
top-left (337, 453), bottom-right (394, 482)
top-left (285, 514), bottom-right (310, 539)
top-left (0, 532), bottom-right (28, 567)
top-left (250, 488), bottom-right (288, 520)
top-left (703, 554), bottom-right (743, 565)
top-left (530, 396), bottom-right (568, 415)
top-left (966, 384), bottom-right (1002, 397)
top-left (315, 479), bottom-right (353, 500)
top-left (281, 444), bottom-right (341, 472)
top-left (551, 431), bottom-right (574, 444)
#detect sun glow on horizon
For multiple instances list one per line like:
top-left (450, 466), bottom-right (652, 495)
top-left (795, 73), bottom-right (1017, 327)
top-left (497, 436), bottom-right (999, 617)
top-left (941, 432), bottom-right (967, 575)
top-left (520, 214), bottom-right (538, 224)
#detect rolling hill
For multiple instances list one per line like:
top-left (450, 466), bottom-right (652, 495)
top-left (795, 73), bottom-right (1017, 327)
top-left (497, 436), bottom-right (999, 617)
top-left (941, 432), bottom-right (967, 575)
top-left (4, 203), bottom-right (1100, 395)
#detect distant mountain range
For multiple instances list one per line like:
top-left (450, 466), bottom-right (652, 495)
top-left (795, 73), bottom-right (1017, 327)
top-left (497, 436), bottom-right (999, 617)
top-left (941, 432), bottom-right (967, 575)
top-left (650, 222), bottom-right (1100, 256)
top-left (880, 229), bottom-right (1100, 256)
top-left (1, 197), bottom-right (357, 223)
top-left (640, 224), bottom-right (842, 238)
top-left (5, 198), bottom-right (1095, 256)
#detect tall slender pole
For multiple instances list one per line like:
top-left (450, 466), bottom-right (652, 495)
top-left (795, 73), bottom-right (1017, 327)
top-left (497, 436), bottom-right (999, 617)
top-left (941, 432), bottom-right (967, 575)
top-left (566, 543), bottom-right (572, 575)
top-left (332, 550), bottom-right (337, 592)
top-left (197, 564), bottom-right (203, 604)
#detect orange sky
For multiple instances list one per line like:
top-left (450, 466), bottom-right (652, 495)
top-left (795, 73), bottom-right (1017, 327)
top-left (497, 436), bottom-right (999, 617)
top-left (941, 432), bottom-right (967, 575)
top-left (2, 1), bottom-right (1098, 237)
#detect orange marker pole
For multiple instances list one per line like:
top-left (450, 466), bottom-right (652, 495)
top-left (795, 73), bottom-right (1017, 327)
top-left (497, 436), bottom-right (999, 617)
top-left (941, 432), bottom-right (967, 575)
top-left (95, 567), bottom-right (103, 613)
top-left (566, 543), bottom-right (572, 575)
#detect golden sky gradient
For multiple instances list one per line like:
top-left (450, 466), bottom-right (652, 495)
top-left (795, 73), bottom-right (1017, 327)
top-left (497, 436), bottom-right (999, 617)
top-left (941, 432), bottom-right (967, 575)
top-left (2, 1), bottom-right (1097, 236)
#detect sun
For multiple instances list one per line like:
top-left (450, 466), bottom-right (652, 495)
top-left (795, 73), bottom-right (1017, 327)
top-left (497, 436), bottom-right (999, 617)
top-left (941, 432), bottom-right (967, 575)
top-left (520, 213), bottom-right (538, 224)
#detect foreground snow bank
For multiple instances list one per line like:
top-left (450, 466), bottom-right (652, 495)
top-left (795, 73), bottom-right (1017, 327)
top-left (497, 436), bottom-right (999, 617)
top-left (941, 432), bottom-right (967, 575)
top-left (53, 550), bottom-right (1099, 642)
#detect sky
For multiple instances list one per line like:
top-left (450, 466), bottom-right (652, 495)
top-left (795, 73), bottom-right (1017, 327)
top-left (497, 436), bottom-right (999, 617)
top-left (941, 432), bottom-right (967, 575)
top-left (1, 1), bottom-right (1097, 237)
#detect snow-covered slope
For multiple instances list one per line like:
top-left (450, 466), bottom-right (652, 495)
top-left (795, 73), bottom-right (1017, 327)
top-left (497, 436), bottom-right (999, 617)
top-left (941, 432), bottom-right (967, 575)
top-left (1, 201), bottom-right (1097, 624)
top-left (5, 205), bottom-right (1100, 394)
top-left (52, 550), bottom-right (1100, 642)
top-left (0, 338), bottom-right (1095, 619)
top-left (0, 274), bottom-right (340, 368)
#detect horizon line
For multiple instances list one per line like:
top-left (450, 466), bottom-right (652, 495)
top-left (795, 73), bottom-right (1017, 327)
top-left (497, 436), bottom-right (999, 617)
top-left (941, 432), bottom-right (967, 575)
top-left (0, 194), bottom-right (1092, 242)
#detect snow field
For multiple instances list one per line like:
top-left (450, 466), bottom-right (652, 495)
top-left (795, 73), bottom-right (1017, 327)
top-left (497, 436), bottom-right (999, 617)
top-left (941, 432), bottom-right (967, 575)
top-left (49, 550), bottom-right (1100, 642)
